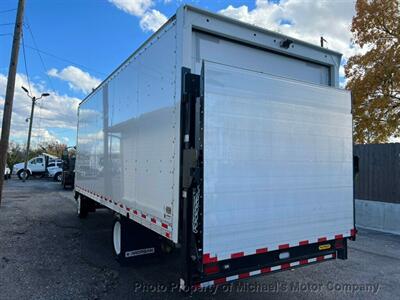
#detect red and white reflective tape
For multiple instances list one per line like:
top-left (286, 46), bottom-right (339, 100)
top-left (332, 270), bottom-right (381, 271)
top-left (195, 254), bottom-right (335, 288)
top-left (202, 230), bottom-right (354, 264)
top-left (75, 185), bottom-right (172, 239)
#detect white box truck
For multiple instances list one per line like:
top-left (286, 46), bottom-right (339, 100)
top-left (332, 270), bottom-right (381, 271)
top-left (74, 5), bottom-right (355, 289)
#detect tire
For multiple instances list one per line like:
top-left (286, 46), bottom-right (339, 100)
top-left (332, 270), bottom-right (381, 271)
top-left (113, 217), bottom-right (122, 259)
top-left (54, 172), bottom-right (62, 182)
top-left (77, 195), bottom-right (89, 218)
top-left (17, 169), bottom-right (30, 180)
top-left (112, 217), bottom-right (134, 264)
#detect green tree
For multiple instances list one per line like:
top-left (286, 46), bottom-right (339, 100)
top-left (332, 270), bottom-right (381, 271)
top-left (345, 0), bottom-right (400, 143)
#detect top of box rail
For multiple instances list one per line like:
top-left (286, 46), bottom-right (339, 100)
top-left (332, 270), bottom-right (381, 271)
top-left (79, 4), bottom-right (342, 106)
top-left (185, 5), bottom-right (342, 57)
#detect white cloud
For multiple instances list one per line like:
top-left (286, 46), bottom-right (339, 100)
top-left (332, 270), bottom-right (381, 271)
top-left (108, 0), bottom-right (153, 17)
top-left (219, 0), bottom-right (360, 61)
top-left (220, 2), bottom-right (282, 32)
top-left (77, 130), bottom-right (104, 145)
top-left (48, 66), bottom-right (101, 94)
top-left (140, 9), bottom-right (168, 32)
top-left (0, 73), bottom-right (81, 146)
top-left (109, 0), bottom-right (167, 32)
top-left (389, 136), bottom-right (400, 143)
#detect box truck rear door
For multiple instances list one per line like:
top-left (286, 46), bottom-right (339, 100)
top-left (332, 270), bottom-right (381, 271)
top-left (202, 61), bottom-right (354, 262)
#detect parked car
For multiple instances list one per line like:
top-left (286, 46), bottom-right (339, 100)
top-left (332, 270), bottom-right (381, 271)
top-left (4, 164), bottom-right (11, 180)
top-left (47, 160), bottom-right (64, 182)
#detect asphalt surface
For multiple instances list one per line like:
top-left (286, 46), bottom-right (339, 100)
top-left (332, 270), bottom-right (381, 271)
top-left (0, 178), bottom-right (399, 300)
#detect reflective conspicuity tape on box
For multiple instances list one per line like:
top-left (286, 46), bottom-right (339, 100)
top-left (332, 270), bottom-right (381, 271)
top-left (75, 185), bottom-right (172, 240)
top-left (195, 254), bottom-right (336, 288)
top-left (202, 231), bottom-right (353, 264)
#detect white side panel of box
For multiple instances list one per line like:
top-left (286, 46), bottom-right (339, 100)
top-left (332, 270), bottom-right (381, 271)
top-left (202, 61), bottom-right (353, 260)
top-left (76, 21), bottom-right (180, 242)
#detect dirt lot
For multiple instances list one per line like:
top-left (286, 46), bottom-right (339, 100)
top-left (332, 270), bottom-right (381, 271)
top-left (0, 178), bottom-right (399, 300)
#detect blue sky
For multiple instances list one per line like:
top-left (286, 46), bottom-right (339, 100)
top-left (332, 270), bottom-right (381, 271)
top-left (0, 0), bottom-right (357, 147)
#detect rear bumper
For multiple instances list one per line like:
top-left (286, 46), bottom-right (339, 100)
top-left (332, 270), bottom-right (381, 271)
top-left (196, 253), bottom-right (336, 288)
top-left (191, 235), bottom-right (353, 289)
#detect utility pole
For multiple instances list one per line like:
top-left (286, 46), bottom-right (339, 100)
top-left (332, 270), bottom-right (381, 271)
top-left (22, 96), bottom-right (35, 182)
top-left (21, 87), bottom-right (49, 182)
top-left (0, 0), bottom-right (25, 206)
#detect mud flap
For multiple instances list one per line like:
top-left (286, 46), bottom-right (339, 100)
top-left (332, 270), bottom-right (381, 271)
top-left (114, 216), bottom-right (162, 265)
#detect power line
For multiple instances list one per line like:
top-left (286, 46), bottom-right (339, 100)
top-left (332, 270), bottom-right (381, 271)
top-left (0, 8), bottom-right (16, 14)
top-left (21, 29), bottom-right (42, 143)
top-left (21, 32), bottom-right (32, 94)
top-left (22, 21), bottom-right (105, 76)
top-left (24, 43), bottom-right (106, 76)
top-left (21, 24), bottom-right (42, 144)
top-left (22, 20), bottom-right (105, 143)
top-left (47, 128), bottom-right (76, 133)
top-left (33, 111), bottom-right (78, 123)
top-left (23, 18), bottom-right (52, 146)
top-left (23, 19), bottom-right (56, 92)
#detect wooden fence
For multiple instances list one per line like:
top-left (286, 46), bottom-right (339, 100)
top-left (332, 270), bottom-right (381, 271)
top-left (354, 143), bottom-right (400, 204)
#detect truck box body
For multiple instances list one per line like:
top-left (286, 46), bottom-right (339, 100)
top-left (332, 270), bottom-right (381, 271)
top-left (75, 5), bottom-right (354, 288)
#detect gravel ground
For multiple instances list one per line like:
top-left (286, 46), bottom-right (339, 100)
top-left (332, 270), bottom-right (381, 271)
top-left (0, 178), bottom-right (399, 300)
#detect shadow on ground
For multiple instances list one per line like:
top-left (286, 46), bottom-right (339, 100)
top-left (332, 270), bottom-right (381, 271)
top-left (0, 178), bottom-right (399, 299)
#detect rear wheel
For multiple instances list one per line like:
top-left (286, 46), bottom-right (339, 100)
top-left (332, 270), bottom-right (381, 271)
top-left (54, 172), bottom-right (62, 182)
top-left (113, 218), bottom-right (122, 257)
top-left (17, 169), bottom-right (30, 180)
top-left (77, 195), bottom-right (89, 218)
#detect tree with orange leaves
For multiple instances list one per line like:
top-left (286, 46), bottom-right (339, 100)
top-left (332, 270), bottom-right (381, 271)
top-left (345, 0), bottom-right (400, 143)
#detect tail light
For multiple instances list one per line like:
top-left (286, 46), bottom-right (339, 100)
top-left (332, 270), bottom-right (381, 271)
top-left (335, 238), bottom-right (344, 249)
top-left (204, 263), bottom-right (219, 275)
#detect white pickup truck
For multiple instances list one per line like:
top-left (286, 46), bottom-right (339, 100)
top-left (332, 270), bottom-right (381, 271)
top-left (13, 153), bottom-right (61, 180)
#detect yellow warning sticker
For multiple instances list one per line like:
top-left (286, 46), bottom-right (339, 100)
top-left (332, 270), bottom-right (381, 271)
top-left (318, 244), bottom-right (331, 250)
